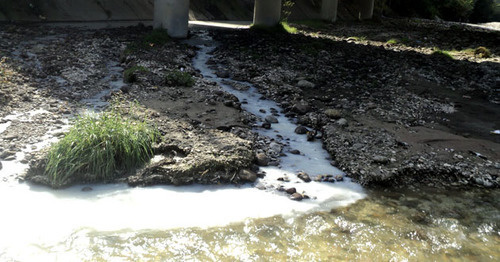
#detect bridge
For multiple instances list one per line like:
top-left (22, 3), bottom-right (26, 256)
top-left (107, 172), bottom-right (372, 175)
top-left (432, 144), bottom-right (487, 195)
top-left (155, 0), bottom-right (375, 38)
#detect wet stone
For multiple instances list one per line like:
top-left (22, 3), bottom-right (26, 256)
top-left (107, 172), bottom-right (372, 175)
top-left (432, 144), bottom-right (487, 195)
top-left (290, 193), bottom-right (304, 201)
top-left (295, 126), bottom-right (308, 134)
top-left (285, 187), bottom-right (297, 194)
top-left (238, 169), bottom-right (258, 183)
top-left (255, 153), bottom-right (269, 166)
top-left (290, 149), bottom-right (300, 155)
top-left (262, 122), bottom-right (271, 129)
top-left (297, 171), bottom-right (311, 182)
top-left (265, 115), bottom-right (279, 123)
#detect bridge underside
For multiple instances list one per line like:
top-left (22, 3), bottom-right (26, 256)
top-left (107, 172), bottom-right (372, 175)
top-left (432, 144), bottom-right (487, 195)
top-left (154, 0), bottom-right (375, 38)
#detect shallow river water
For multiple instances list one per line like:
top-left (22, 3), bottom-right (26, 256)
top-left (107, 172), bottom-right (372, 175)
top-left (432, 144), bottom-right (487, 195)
top-left (0, 29), bottom-right (498, 261)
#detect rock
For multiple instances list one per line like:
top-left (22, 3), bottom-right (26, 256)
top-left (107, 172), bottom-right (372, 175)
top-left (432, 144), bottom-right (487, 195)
top-left (290, 149), bottom-right (300, 155)
top-left (0, 161), bottom-right (2, 171)
top-left (334, 175), bottom-right (344, 182)
top-left (336, 118), bottom-right (348, 127)
top-left (81, 186), bottom-right (93, 192)
top-left (255, 153), bottom-right (269, 166)
top-left (373, 155), bottom-right (390, 164)
top-left (295, 126), bottom-right (309, 134)
top-left (290, 193), bottom-right (304, 201)
top-left (239, 169), bottom-right (258, 183)
top-left (291, 101), bottom-right (311, 115)
top-left (215, 69), bottom-right (230, 78)
top-left (306, 130), bottom-right (316, 141)
top-left (262, 122), bottom-right (271, 129)
top-left (0, 150), bottom-right (15, 160)
top-left (269, 142), bottom-right (282, 154)
top-left (277, 176), bottom-right (290, 182)
top-left (297, 171), bottom-right (311, 182)
top-left (265, 115), bottom-right (279, 123)
top-left (297, 80), bottom-right (315, 88)
top-left (324, 109), bottom-right (342, 119)
top-left (285, 187), bottom-right (297, 194)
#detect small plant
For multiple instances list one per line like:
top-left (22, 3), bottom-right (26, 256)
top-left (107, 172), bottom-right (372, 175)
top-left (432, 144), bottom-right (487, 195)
top-left (281, 22), bottom-right (298, 34)
top-left (43, 106), bottom-right (158, 188)
top-left (474, 46), bottom-right (491, 58)
top-left (250, 22), bottom-right (297, 34)
top-left (123, 65), bottom-right (147, 83)
top-left (165, 70), bottom-right (195, 87)
top-left (386, 38), bottom-right (400, 44)
top-left (432, 49), bottom-right (454, 60)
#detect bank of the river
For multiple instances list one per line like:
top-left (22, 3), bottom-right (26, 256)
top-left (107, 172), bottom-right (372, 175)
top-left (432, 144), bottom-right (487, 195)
top-left (212, 19), bottom-right (500, 189)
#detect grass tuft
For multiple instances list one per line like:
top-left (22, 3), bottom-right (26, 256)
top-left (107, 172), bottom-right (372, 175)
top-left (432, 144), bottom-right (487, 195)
top-left (474, 46), bottom-right (491, 58)
top-left (165, 70), bottom-right (195, 87)
top-left (432, 49), bottom-right (454, 60)
top-left (250, 22), bottom-right (297, 34)
top-left (44, 106), bottom-right (158, 188)
top-left (386, 38), bottom-right (400, 44)
top-left (123, 65), bottom-right (147, 83)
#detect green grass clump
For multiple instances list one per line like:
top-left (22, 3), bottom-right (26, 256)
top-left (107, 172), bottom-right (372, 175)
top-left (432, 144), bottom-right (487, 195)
top-left (432, 49), bottom-right (454, 60)
top-left (474, 46), bottom-right (491, 58)
top-left (125, 28), bottom-right (170, 54)
top-left (250, 22), bottom-right (297, 34)
top-left (44, 109), bottom-right (158, 188)
top-left (124, 65), bottom-right (147, 83)
top-left (165, 70), bottom-right (195, 87)
top-left (386, 38), bottom-right (400, 44)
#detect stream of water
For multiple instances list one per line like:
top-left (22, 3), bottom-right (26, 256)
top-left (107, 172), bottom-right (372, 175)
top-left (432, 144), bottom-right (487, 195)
top-left (0, 30), bottom-right (498, 261)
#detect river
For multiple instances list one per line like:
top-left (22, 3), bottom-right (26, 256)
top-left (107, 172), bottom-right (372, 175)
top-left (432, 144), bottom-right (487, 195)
top-left (0, 28), bottom-right (498, 261)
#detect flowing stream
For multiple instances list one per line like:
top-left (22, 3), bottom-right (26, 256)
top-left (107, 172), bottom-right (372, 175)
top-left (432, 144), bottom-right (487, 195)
top-left (0, 30), bottom-right (498, 261)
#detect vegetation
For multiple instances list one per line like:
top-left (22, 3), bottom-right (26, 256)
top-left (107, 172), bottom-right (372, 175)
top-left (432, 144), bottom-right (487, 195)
top-left (474, 46), bottom-right (492, 58)
top-left (125, 28), bottom-right (170, 54)
top-left (165, 70), bottom-right (195, 87)
top-left (386, 38), bottom-right (400, 44)
top-left (250, 22), bottom-right (298, 34)
top-left (43, 104), bottom-right (158, 188)
top-left (432, 48), bottom-right (455, 59)
top-left (123, 65), bottom-right (147, 83)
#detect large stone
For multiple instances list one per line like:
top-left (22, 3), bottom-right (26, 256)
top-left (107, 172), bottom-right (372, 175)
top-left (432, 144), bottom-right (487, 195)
top-left (256, 152), bottom-right (269, 166)
top-left (239, 169), bottom-right (258, 182)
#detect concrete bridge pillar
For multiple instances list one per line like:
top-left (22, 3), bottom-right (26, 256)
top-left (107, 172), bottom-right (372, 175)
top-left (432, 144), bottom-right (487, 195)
top-left (253, 0), bottom-right (282, 26)
top-left (358, 0), bottom-right (375, 20)
top-left (154, 0), bottom-right (190, 38)
top-left (321, 0), bottom-right (338, 22)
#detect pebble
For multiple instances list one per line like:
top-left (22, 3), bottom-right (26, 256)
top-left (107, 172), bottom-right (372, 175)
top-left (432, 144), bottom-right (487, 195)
top-left (239, 169), bottom-right (258, 182)
top-left (265, 115), bottom-right (279, 123)
top-left (290, 193), bottom-right (304, 201)
top-left (295, 125), bottom-right (308, 134)
top-left (297, 171), bottom-right (311, 182)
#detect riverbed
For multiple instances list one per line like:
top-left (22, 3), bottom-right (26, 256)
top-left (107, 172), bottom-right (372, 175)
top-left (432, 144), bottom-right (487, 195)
top-left (0, 22), bottom-right (499, 261)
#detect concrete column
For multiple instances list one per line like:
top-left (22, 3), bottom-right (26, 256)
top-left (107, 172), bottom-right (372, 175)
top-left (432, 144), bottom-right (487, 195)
top-left (253, 0), bottom-right (282, 26)
top-left (321, 0), bottom-right (338, 22)
top-left (358, 0), bottom-right (375, 20)
top-left (154, 0), bottom-right (190, 38)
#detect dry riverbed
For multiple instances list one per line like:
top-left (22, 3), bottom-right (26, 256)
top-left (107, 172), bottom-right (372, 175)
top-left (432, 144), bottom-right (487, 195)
top-left (0, 19), bottom-right (499, 189)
